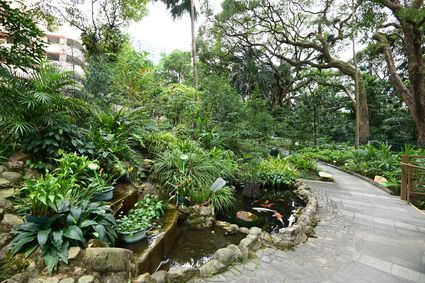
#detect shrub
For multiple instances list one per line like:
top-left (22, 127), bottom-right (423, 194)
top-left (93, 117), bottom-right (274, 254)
top-left (257, 157), bottom-right (299, 188)
top-left (151, 140), bottom-right (236, 202)
top-left (19, 153), bottom-right (115, 216)
top-left (11, 200), bottom-right (117, 273)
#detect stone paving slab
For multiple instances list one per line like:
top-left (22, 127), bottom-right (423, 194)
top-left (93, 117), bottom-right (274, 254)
top-left (201, 164), bottom-right (425, 283)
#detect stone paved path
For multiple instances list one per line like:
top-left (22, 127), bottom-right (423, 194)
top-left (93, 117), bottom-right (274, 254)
top-left (200, 164), bottom-right (425, 283)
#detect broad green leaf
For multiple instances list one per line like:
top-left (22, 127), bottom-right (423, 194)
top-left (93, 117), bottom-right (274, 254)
top-left (63, 225), bottom-right (84, 242)
top-left (37, 228), bottom-right (51, 248)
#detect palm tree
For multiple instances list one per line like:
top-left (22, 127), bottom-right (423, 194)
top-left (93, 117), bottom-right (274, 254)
top-left (155, 0), bottom-right (199, 89)
top-left (0, 63), bottom-right (86, 139)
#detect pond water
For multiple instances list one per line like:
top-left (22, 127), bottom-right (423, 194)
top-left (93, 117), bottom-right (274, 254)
top-left (217, 187), bottom-right (304, 233)
top-left (157, 225), bottom-right (245, 272)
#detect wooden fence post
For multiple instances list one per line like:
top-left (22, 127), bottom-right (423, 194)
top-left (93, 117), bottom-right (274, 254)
top-left (400, 155), bottom-right (409, 201)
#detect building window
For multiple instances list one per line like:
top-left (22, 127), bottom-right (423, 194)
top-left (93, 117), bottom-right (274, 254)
top-left (46, 52), bottom-right (60, 61)
top-left (47, 36), bottom-right (60, 44)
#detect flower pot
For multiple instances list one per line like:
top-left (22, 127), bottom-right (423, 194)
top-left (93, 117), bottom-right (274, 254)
top-left (26, 215), bottom-right (50, 225)
top-left (118, 227), bottom-right (149, 244)
top-left (94, 187), bottom-right (114, 201)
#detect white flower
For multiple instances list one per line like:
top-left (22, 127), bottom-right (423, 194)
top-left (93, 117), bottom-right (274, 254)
top-left (88, 163), bottom-right (99, 170)
top-left (180, 154), bottom-right (189, 161)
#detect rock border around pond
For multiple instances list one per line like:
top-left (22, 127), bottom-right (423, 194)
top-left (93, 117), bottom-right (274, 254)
top-left (135, 181), bottom-right (318, 283)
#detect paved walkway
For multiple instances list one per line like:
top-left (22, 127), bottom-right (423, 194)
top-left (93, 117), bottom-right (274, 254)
top-left (201, 164), bottom-right (425, 283)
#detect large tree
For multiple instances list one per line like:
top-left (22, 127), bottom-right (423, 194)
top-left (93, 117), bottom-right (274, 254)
top-left (46, 0), bottom-right (148, 57)
top-left (369, 0), bottom-right (425, 144)
top-left (213, 0), bottom-right (370, 143)
top-left (155, 0), bottom-right (199, 89)
top-left (0, 1), bottom-right (45, 70)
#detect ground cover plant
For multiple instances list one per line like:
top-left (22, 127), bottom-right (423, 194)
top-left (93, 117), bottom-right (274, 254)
top-left (299, 142), bottom-right (425, 195)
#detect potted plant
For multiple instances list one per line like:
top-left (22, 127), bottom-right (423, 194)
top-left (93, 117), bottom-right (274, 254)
top-left (116, 195), bottom-right (165, 243)
top-left (116, 215), bottom-right (150, 243)
top-left (23, 173), bottom-right (74, 224)
top-left (90, 170), bottom-right (115, 201)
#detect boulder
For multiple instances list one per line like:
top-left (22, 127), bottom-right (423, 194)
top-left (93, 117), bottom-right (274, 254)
top-left (134, 273), bottom-right (153, 283)
top-left (0, 178), bottom-right (11, 189)
top-left (318, 171), bottom-right (333, 181)
top-left (199, 259), bottom-right (225, 277)
top-left (59, 278), bottom-right (75, 283)
top-left (150, 270), bottom-right (168, 283)
top-left (0, 172), bottom-right (22, 183)
top-left (0, 165), bottom-right (6, 174)
top-left (374, 175), bottom-right (388, 185)
top-left (142, 159), bottom-right (155, 171)
top-left (77, 275), bottom-right (95, 283)
top-left (0, 208), bottom-right (4, 222)
top-left (4, 161), bottom-right (24, 171)
top-left (44, 277), bottom-right (60, 283)
top-left (236, 211), bottom-right (258, 222)
top-left (1, 213), bottom-right (23, 228)
top-left (83, 248), bottom-right (135, 276)
top-left (199, 206), bottom-right (213, 217)
top-left (214, 247), bottom-right (235, 265)
top-left (0, 189), bottom-right (15, 200)
top-left (68, 247), bottom-right (81, 260)
top-left (9, 152), bottom-right (32, 163)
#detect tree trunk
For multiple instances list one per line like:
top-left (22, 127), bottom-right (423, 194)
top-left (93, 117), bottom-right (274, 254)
top-left (330, 60), bottom-right (370, 143)
top-left (190, 0), bottom-right (199, 90)
top-left (371, 1), bottom-right (425, 144)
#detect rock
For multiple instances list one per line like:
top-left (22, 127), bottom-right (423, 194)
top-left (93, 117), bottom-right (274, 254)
top-left (87, 239), bottom-right (105, 248)
top-left (238, 243), bottom-right (249, 259)
top-left (26, 262), bottom-right (36, 273)
top-left (227, 244), bottom-right (243, 260)
top-left (68, 246), bottom-right (81, 260)
top-left (0, 208), bottom-right (4, 222)
top-left (142, 159), bottom-right (155, 171)
top-left (0, 199), bottom-right (14, 213)
top-left (168, 267), bottom-right (199, 283)
top-left (4, 273), bottom-right (29, 283)
top-left (0, 189), bottom-right (15, 200)
top-left (199, 259), bottom-right (225, 277)
top-left (4, 161), bottom-right (24, 171)
top-left (0, 178), bottom-right (11, 188)
top-left (0, 165), bottom-right (6, 174)
top-left (23, 168), bottom-right (39, 179)
top-left (236, 211), bottom-right (258, 222)
top-left (374, 175), bottom-right (388, 185)
top-left (199, 206), bottom-right (211, 216)
top-left (239, 227), bottom-right (250, 234)
top-left (44, 277), bottom-right (60, 283)
top-left (214, 247), bottom-right (234, 265)
top-left (249, 227), bottom-right (262, 236)
top-left (150, 270), bottom-right (168, 283)
top-left (215, 220), bottom-right (228, 228)
top-left (0, 172), bottom-right (22, 183)
top-left (9, 152), bottom-right (32, 163)
top-left (84, 248), bottom-right (134, 275)
top-left (225, 224), bottom-right (239, 235)
top-left (59, 278), bottom-right (75, 283)
top-left (77, 275), bottom-right (95, 283)
top-left (318, 171), bottom-right (333, 181)
top-left (2, 213), bottom-right (23, 227)
top-left (135, 273), bottom-right (153, 283)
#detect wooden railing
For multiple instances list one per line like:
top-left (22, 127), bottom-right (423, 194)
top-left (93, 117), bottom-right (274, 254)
top-left (400, 155), bottom-right (425, 203)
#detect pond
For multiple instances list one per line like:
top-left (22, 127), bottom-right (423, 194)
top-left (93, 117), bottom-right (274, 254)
top-left (157, 225), bottom-right (245, 272)
top-left (119, 209), bottom-right (244, 274)
top-left (217, 186), bottom-right (304, 233)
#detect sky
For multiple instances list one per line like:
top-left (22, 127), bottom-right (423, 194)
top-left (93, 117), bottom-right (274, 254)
top-left (127, 1), bottom-right (223, 62)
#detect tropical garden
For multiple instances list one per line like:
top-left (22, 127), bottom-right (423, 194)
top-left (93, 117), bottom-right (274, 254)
top-left (0, 0), bottom-right (424, 281)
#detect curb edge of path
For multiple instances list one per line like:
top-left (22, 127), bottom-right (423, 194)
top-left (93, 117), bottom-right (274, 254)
top-left (318, 161), bottom-right (395, 195)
